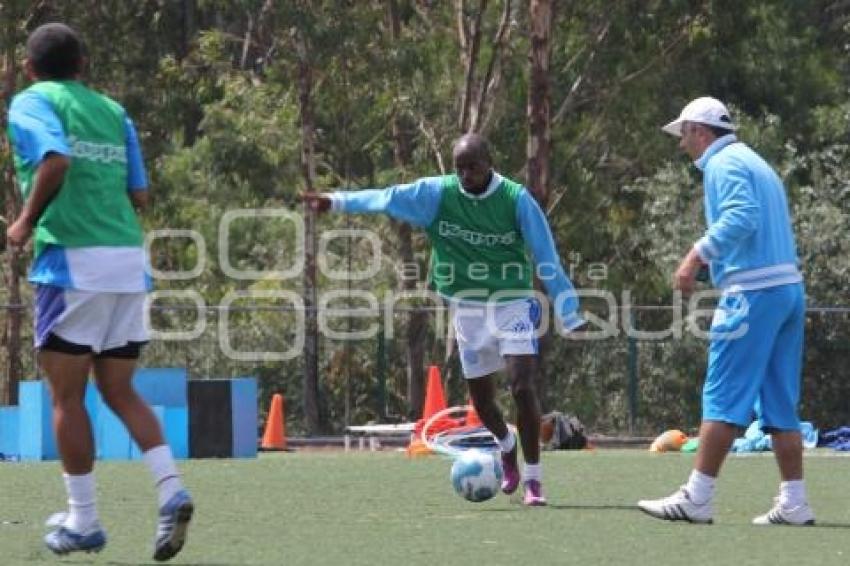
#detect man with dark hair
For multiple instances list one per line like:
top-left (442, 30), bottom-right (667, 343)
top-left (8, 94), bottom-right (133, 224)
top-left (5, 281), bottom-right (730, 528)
top-left (638, 97), bottom-right (813, 526)
top-left (304, 133), bottom-right (585, 506)
top-left (25, 22), bottom-right (85, 79)
top-left (6, 22), bottom-right (193, 560)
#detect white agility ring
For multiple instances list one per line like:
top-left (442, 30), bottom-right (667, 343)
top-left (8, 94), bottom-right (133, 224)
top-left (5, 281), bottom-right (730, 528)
top-left (421, 405), bottom-right (511, 459)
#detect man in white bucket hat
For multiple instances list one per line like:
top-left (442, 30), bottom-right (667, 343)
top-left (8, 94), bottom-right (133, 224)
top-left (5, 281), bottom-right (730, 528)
top-left (638, 97), bottom-right (813, 526)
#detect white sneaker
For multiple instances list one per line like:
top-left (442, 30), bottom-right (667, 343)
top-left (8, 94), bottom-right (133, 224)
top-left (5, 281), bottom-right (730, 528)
top-left (752, 498), bottom-right (815, 526)
top-left (637, 487), bottom-right (714, 524)
top-left (45, 511), bottom-right (69, 528)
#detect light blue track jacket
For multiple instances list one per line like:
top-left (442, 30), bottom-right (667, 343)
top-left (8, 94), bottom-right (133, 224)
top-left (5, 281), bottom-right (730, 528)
top-left (327, 172), bottom-right (584, 331)
top-left (693, 134), bottom-right (802, 291)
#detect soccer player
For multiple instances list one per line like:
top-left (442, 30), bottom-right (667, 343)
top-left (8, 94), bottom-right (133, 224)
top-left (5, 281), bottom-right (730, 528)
top-left (304, 133), bottom-right (585, 506)
top-left (5, 23), bottom-right (194, 559)
top-left (638, 97), bottom-right (813, 525)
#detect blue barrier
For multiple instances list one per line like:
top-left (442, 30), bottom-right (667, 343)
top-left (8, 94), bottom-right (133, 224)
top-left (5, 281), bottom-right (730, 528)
top-left (164, 406), bottom-right (190, 459)
top-left (231, 378), bottom-right (258, 459)
top-left (130, 406), bottom-right (189, 460)
top-left (2, 371), bottom-right (254, 460)
top-left (19, 381), bottom-right (57, 461)
top-left (133, 368), bottom-right (188, 407)
top-left (0, 406), bottom-right (19, 456)
top-left (96, 404), bottom-right (132, 460)
top-left (85, 382), bottom-right (100, 427)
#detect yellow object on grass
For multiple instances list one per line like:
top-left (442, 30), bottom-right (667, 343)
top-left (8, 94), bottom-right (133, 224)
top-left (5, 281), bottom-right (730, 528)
top-left (649, 429), bottom-right (689, 452)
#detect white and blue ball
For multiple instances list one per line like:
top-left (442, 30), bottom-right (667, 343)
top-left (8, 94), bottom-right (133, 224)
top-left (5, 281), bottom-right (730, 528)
top-left (450, 449), bottom-right (503, 503)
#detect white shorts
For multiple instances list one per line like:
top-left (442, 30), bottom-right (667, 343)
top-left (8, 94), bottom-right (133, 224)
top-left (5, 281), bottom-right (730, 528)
top-left (453, 298), bottom-right (541, 379)
top-left (35, 286), bottom-right (149, 353)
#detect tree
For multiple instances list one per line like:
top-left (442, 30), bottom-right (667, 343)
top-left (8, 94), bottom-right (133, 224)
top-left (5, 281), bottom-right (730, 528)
top-left (0, 0), bottom-right (35, 405)
top-left (457, 0), bottom-right (514, 134)
top-left (1, 0), bottom-right (843, 433)
top-left (526, 0), bottom-right (551, 206)
top-left (292, 9), bottom-right (323, 434)
top-left (386, 0), bottom-right (429, 419)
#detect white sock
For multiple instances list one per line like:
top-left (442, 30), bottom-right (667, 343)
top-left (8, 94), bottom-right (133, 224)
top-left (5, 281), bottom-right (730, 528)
top-left (524, 463), bottom-right (542, 482)
top-left (143, 444), bottom-right (185, 508)
top-left (498, 431), bottom-right (516, 454)
top-left (779, 480), bottom-right (807, 507)
top-left (63, 472), bottom-right (99, 534)
top-left (685, 469), bottom-right (715, 505)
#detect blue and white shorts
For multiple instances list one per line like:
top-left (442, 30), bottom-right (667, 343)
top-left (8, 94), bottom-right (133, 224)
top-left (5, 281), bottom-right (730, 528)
top-left (702, 283), bottom-right (805, 432)
top-left (453, 298), bottom-right (541, 379)
top-left (35, 285), bottom-right (149, 354)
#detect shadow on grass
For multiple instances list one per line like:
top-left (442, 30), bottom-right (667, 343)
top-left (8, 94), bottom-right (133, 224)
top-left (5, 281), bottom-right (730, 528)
top-left (106, 563), bottom-right (235, 566)
top-left (803, 522), bottom-right (850, 530)
top-left (547, 503), bottom-right (638, 511)
top-left (476, 503), bottom-right (638, 512)
top-left (547, 507), bottom-right (850, 529)
top-left (493, 505), bottom-right (850, 530)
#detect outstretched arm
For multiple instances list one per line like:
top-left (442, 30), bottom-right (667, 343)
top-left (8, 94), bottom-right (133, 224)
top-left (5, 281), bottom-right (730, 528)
top-left (302, 176), bottom-right (444, 229)
top-left (516, 190), bottom-right (585, 332)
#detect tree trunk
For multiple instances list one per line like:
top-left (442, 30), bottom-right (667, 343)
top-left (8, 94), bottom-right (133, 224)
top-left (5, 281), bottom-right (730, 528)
top-left (527, 0), bottom-right (551, 207)
top-left (295, 28), bottom-right (322, 435)
top-left (239, 0), bottom-right (275, 73)
top-left (397, 221), bottom-right (430, 418)
top-left (180, 0), bottom-right (196, 59)
top-left (527, 0), bottom-right (552, 408)
top-left (457, 0), bottom-right (487, 132)
top-left (179, 0), bottom-right (203, 145)
top-left (1, 20), bottom-right (22, 406)
top-left (472, 0), bottom-right (512, 133)
top-left (387, 0), bottom-right (428, 419)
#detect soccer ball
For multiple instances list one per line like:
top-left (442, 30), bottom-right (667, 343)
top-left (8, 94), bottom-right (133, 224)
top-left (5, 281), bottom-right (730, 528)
top-left (450, 449), bottom-right (503, 503)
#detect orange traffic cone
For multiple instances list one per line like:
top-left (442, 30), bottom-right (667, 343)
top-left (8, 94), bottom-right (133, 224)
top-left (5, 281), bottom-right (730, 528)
top-left (261, 393), bottom-right (287, 450)
top-left (465, 400), bottom-right (483, 428)
top-left (408, 365), bottom-right (448, 456)
top-left (406, 437), bottom-right (433, 458)
top-left (421, 365), bottom-right (447, 421)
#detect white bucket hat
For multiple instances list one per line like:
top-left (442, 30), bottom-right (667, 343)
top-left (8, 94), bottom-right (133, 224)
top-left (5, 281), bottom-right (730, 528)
top-left (662, 96), bottom-right (736, 137)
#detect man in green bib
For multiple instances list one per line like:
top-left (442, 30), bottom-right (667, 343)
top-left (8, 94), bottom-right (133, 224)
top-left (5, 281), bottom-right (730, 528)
top-left (6, 23), bottom-right (192, 560)
top-left (305, 133), bottom-right (585, 505)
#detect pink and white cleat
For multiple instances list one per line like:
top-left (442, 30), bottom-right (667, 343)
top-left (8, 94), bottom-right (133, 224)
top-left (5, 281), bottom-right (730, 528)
top-left (523, 479), bottom-right (547, 506)
top-left (500, 448), bottom-right (520, 494)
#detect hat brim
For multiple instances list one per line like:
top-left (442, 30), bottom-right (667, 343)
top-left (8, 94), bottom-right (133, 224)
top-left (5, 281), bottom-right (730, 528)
top-left (661, 119), bottom-right (684, 137)
top-left (661, 118), bottom-right (737, 138)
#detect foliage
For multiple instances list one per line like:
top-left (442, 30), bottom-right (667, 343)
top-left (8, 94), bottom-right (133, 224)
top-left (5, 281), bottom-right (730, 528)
top-left (1, 1), bottom-right (848, 433)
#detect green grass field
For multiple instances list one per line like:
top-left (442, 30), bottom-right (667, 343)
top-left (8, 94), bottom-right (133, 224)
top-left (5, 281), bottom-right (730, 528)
top-left (1, 449), bottom-right (849, 565)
